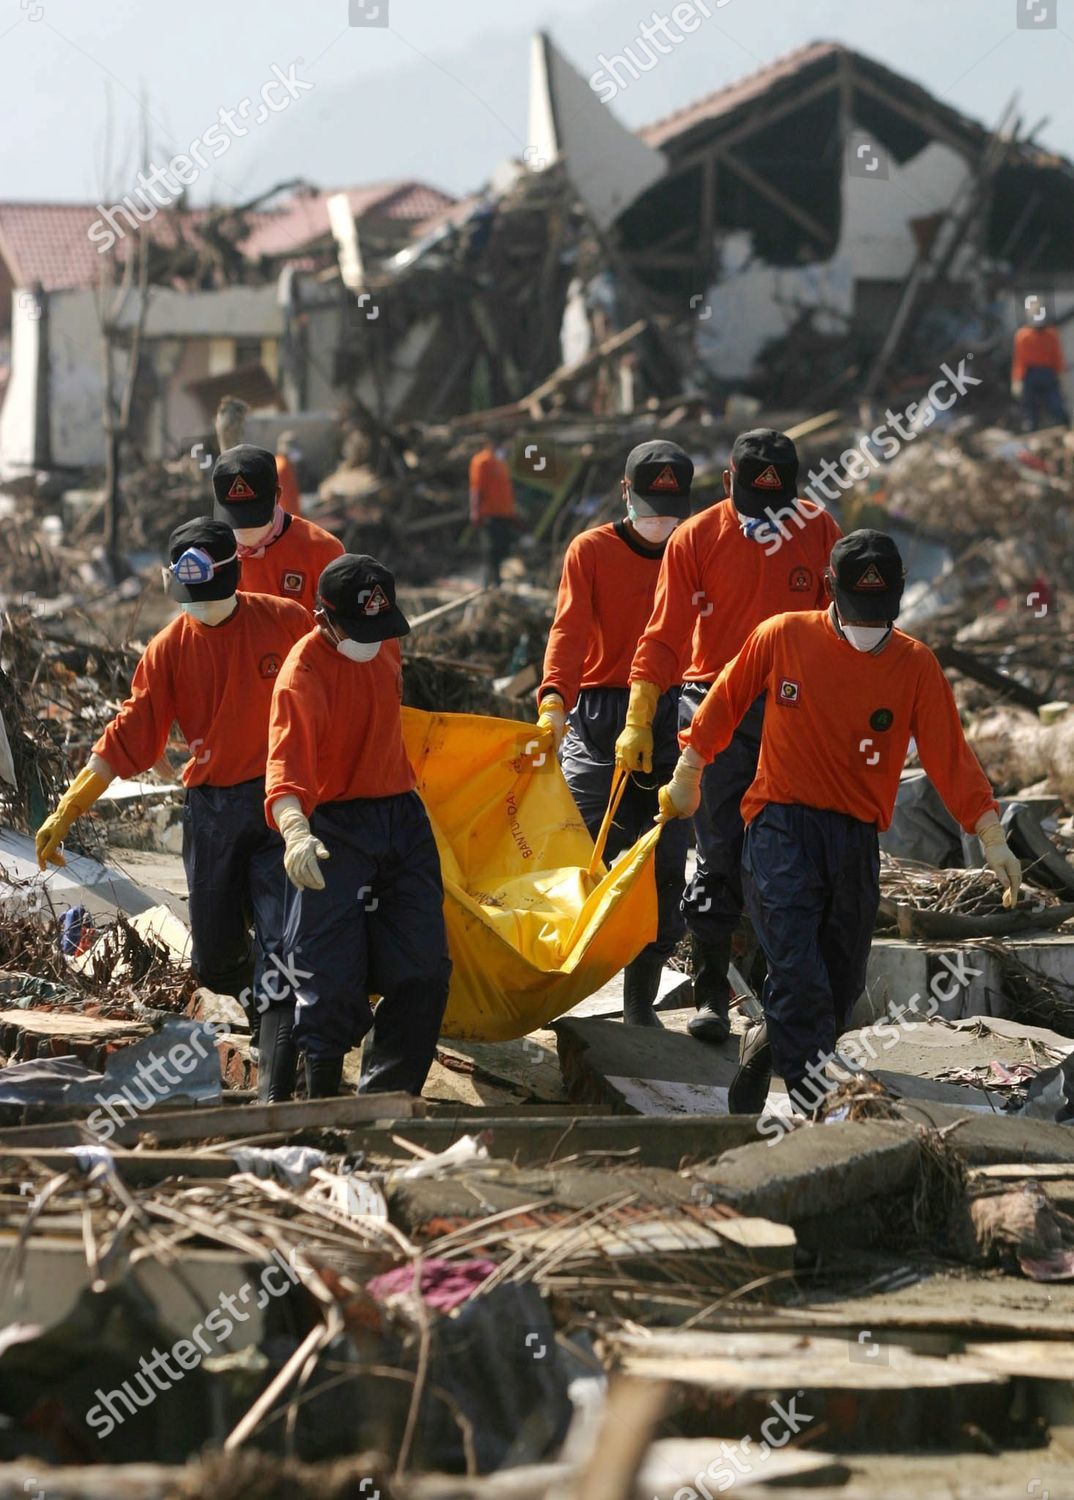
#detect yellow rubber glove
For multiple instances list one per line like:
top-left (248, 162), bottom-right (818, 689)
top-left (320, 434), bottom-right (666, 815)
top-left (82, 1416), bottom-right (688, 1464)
top-left (536, 692), bottom-right (567, 752)
top-left (36, 767), bottom-right (110, 869)
top-left (977, 813), bottom-right (1021, 908)
top-left (615, 680), bottom-right (660, 774)
top-left (274, 798), bottom-right (330, 892)
top-left (657, 747), bottom-right (705, 821)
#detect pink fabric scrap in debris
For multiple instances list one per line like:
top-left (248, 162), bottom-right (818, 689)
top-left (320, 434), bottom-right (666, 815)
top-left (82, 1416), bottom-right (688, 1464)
top-left (367, 1258), bottom-right (498, 1313)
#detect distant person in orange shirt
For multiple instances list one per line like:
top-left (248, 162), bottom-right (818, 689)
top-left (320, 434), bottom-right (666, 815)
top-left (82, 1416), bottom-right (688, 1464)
top-left (620, 429), bottom-right (842, 1046)
top-left (34, 518), bottom-right (309, 1099)
top-left (658, 530), bottom-right (1019, 1114)
top-left (266, 555), bottom-right (450, 1100)
top-left (1012, 304), bottom-right (1069, 431)
top-left (469, 439), bottom-right (518, 587)
top-left (537, 440), bottom-right (693, 1026)
top-left (275, 431), bottom-right (303, 517)
top-left (213, 445), bottom-right (343, 618)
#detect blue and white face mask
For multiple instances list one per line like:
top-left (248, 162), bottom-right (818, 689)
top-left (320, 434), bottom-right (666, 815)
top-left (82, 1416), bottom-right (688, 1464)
top-left (736, 510), bottom-right (775, 543)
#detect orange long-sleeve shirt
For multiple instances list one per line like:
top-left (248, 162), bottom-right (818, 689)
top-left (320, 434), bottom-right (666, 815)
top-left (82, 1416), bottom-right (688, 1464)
top-left (275, 453), bottom-right (302, 517)
top-left (94, 594), bottom-right (310, 788)
top-left (631, 498), bottom-right (842, 691)
top-left (1012, 325), bottom-right (1065, 382)
top-left (265, 633), bottom-right (414, 820)
top-left (469, 448), bottom-right (516, 521)
top-left (237, 514), bottom-right (343, 617)
top-left (682, 609), bottom-right (998, 833)
top-left (540, 522), bottom-right (667, 708)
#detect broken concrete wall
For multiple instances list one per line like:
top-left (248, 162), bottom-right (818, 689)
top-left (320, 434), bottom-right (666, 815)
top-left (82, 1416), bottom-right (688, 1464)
top-left (697, 132), bottom-right (973, 381)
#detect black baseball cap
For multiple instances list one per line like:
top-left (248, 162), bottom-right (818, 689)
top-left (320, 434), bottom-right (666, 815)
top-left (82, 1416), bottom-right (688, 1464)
top-left (828, 530), bottom-right (905, 624)
top-left (165, 517), bottom-right (239, 602)
top-left (730, 429), bottom-right (799, 519)
top-left (317, 554), bottom-right (411, 643)
top-left (212, 444), bottom-right (278, 528)
top-left (624, 440), bottom-right (693, 519)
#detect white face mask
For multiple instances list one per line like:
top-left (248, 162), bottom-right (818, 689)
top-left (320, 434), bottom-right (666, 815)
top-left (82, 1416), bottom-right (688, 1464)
top-left (233, 521), bottom-right (274, 546)
top-left (336, 638), bottom-right (382, 662)
top-left (627, 506), bottom-right (679, 545)
top-left (841, 621), bottom-right (891, 653)
top-left (180, 597), bottom-right (236, 626)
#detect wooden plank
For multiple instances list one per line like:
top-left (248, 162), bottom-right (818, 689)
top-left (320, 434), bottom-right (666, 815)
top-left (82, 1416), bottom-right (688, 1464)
top-left (784, 408), bottom-right (844, 441)
top-left (667, 71), bottom-right (841, 171)
top-left (408, 586), bottom-right (487, 630)
top-left (719, 147), bottom-right (835, 251)
top-left (0, 1092), bottom-right (424, 1150)
top-left (0, 1148), bottom-right (239, 1184)
top-left (851, 71), bottom-right (977, 164)
top-left (934, 642), bottom-right (1047, 709)
top-left (348, 1114), bottom-right (767, 1167)
top-left (565, 1376), bottom-right (668, 1500)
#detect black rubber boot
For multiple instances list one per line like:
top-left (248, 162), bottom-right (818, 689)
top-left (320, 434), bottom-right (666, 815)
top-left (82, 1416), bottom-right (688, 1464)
top-left (687, 935), bottom-right (732, 1044)
top-left (728, 1020), bottom-right (772, 1113)
top-left (257, 1002), bottom-right (297, 1103)
top-left (305, 1054), bottom-right (345, 1099)
top-left (622, 951), bottom-right (665, 1027)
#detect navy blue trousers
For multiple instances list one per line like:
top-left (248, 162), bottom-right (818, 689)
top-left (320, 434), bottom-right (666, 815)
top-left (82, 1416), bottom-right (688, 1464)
top-left (559, 686), bottom-right (689, 960)
top-left (1023, 366), bottom-right (1069, 432)
top-left (282, 791), bottom-right (451, 1094)
top-left (742, 802), bottom-right (879, 1102)
top-left (679, 686), bottom-right (765, 945)
top-left (182, 779), bottom-right (287, 1011)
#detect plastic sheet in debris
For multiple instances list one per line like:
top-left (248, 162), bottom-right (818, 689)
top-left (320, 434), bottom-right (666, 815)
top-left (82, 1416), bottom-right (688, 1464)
top-left (1015, 1052), bottom-right (1074, 1125)
top-left (0, 1018), bottom-right (221, 1109)
top-left (394, 1133), bottom-right (489, 1180)
top-left (401, 707), bottom-right (659, 1042)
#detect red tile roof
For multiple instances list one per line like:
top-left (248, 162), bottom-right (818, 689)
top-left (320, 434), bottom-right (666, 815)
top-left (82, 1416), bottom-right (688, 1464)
top-left (0, 182), bottom-right (455, 291)
top-left (240, 181), bottom-right (456, 260)
top-left (0, 201), bottom-right (278, 291)
top-left (0, 202), bottom-right (115, 291)
top-left (639, 41), bottom-right (840, 148)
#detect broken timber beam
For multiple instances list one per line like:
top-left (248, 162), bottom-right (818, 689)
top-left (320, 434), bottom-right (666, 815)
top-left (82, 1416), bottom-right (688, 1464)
top-left (0, 1092), bottom-right (424, 1150)
top-left (934, 643), bottom-right (1047, 710)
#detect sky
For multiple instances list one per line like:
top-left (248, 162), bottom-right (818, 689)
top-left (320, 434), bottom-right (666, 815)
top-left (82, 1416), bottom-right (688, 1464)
top-left (2, 0), bottom-right (1074, 208)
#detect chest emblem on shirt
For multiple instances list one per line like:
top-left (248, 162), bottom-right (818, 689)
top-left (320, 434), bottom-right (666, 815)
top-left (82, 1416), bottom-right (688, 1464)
top-left (281, 570), bottom-right (306, 595)
top-left (777, 678), bottom-right (801, 706)
top-left (259, 653), bottom-right (283, 679)
top-left (870, 707), bottom-right (894, 732)
top-left (789, 566), bottom-right (813, 592)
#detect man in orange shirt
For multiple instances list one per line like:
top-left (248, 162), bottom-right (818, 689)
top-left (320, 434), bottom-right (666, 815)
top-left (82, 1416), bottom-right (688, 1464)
top-left (469, 440), bottom-right (517, 588)
top-left (537, 440), bottom-right (693, 1026)
top-left (619, 429), bottom-right (842, 1045)
top-left (265, 554), bottom-right (450, 1099)
top-left (213, 445), bottom-right (343, 617)
top-left (658, 530), bottom-right (1020, 1113)
top-left (275, 431), bottom-right (303, 517)
top-left (1012, 308), bottom-right (1068, 432)
top-left (35, 518), bottom-right (310, 1100)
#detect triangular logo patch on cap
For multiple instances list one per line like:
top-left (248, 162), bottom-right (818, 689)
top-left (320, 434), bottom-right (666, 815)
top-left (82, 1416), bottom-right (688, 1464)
top-left (855, 563), bottom-right (886, 589)
top-left (751, 464), bottom-right (784, 490)
top-left (362, 583), bottom-right (390, 616)
top-left (649, 465), bottom-right (681, 493)
top-left (227, 475), bottom-right (256, 501)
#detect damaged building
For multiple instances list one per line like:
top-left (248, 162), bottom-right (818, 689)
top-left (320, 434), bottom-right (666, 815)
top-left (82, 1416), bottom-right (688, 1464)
top-left (3, 21), bottom-right (1074, 1500)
